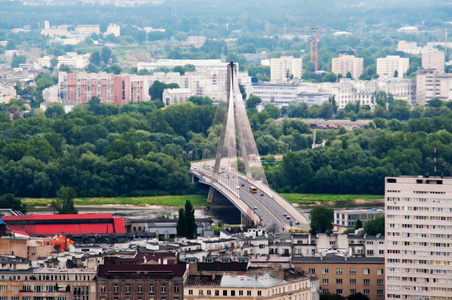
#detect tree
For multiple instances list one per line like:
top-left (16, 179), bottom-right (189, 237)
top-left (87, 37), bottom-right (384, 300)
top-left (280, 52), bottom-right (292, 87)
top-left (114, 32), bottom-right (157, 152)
top-left (90, 51), bottom-right (102, 66)
top-left (265, 104), bottom-right (280, 119)
top-left (176, 208), bottom-right (187, 237)
top-left (44, 103), bottom-right (65, 119)
top-left (88, 96), bottom-right (101, 105)
top-left (355, 219), bottom-right (363, 229)
top-left (346, 71), bottom-right (352, 79)
top-left (149, 81), bottom-right (179, 101)
top-left (246, 95), bottom-right (262, 110)
top-left (347, 292), bottom-right (369, 300)
top-left (310, 206), bottom-right (333, 234)
top-left (364, 216), bottom-right (384, 235)
top-left (176, 200), bottom-right (197, 238)
top-left (0, 194), bottom-right (27, 214)
top-left (59, 64), bottom-right (72, 73)
top-left (50, 57), bottom-right (59, 70)
top-left (185, 200), bottom-right (197, 239)
top-left (11, 54), bottom-right (26, 68)
top-left (51, 186), bottom-right (78, 214)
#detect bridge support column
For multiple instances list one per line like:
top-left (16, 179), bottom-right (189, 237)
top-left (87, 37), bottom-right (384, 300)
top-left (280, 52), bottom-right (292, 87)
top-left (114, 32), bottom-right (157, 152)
top-left (191, 174), bottom-right (195, 184)
top-left (241, 213), bottom-right (254, 228)
top-left (207, 186), bottom-right (216, 203)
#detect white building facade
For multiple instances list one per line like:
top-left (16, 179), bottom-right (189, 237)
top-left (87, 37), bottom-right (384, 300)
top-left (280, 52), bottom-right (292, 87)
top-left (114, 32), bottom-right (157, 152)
top-left (416, 69), bottom-right (452, 104)
top-left (422, 50), bottom-right (445, 72)
top-left (270, 56), bottom-right (303, 82)
top-left (385, 176), bottom-right (452, 300)
top-left (376, 55), bottom-right (409, 79)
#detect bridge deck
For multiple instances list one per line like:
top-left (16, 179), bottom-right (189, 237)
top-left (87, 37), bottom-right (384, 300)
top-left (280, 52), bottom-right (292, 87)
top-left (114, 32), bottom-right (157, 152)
top-left (190, 161), bottom-right (310, 233)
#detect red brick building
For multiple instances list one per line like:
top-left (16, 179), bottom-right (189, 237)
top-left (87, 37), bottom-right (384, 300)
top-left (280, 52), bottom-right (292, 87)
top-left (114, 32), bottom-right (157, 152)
top-left (58, 72), bottom-right (150, 105)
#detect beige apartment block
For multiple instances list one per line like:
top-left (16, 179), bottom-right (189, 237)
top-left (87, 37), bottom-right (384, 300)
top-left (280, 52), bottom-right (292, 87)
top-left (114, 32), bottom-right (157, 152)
top-left (270, 56), bottom-right (303, 82)
top-left (422, 50), bottom-right (445, 72)
top-left (184, 270), bottom-right (312, 300)
top-left (385, 176), bottom-right (452, 300)
top-left (293, 256), bottom-right (385, 299)
top-left (376, 55), bottom-right (409, 79)
top-left (331, 55), bottom-right (364, 80)
top-left (416, 69), bottom-right (452, 104)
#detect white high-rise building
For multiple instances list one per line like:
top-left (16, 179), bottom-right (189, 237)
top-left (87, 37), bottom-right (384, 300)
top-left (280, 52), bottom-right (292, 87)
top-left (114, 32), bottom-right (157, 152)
top-left (331, 55), bottom-right (364, 79)
top-left (376, 55), bottom-right (409, 78)
top-left (416, 69), bottom-right (452, 104)
top-left (422, 50), bottom-right (445, 72)
top-left (270, 56), bottom-right (303, 82)
top-left (385, 176), bottom-right (452, 300)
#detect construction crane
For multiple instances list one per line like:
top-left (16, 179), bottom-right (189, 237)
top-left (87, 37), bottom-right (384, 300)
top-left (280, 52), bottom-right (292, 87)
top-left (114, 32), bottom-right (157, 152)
top-left (282, 25), bottom-right (327, 73)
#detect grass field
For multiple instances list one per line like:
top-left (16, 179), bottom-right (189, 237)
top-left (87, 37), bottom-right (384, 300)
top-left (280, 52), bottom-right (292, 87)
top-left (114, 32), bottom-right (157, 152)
top-left (23, 194), bottom-right (210, 207)
top-left (23, 193), bottom-right (384, 208)
top-left (281, 193), bottom-right (384, 205)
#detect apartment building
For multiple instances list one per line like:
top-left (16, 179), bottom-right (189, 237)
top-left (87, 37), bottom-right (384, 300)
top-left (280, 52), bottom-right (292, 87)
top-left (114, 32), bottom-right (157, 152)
top-left (376, 55), bottom-right (409, 79)
top-left (422, 50), bottom-right (445, 72)
top-left (385, 176), bottom-right (452, 300)
top-left (0, 268), bottom-right (97, 300)
top-left (416, 69), bottom-right (452, 104)
top-left (137, 59), bottom-right (228, 72)
top-left (270, 56), bottom-right (303, 82)
top-left (162, 88), bottom-right (194, 106)
top-left (293, 256), bottom-right (385, 299)
top-left (334, 208), bottom-right (385, 233)
top-left (331, 55), bottom-right (364, 79)
top-left (185, 270), bottom-right (311, 300)
top-left (58, 72), bottom-right (150, 105)
top-left (246, 81), bottom-right (308, 106)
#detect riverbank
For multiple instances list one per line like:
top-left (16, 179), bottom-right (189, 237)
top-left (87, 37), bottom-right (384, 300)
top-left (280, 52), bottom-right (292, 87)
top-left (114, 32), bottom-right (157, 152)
top-left (23, 193), bottom-right (384, 209)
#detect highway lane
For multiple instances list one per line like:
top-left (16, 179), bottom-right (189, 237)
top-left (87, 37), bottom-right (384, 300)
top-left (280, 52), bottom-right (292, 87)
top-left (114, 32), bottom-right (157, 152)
top-left (191, 161), bottom-right (308, 232)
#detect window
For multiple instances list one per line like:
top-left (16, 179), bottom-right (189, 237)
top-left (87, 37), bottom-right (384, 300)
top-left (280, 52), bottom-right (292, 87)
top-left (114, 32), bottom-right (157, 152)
top-left (207, 290), bottom-right (211, 295)
top-left (239, 290), bottom-right (243, 296)
top-left (364, 279), bottom-right (370, 285)
top-left (363, 269), bottom-right (370, 275)
top-left (101, 286), bottom-right (106, 293)
top-left (215, 290), bottom-right (220, 296)
top-left (323, 289), bottom-right (329, 294)
top-left (377, 269), bottom-right (384, 275)
top-left (223, 290), bottom-right (227, 296)
top-left (322, 279), bottom-right (329, 284)
top-left (11, 297), bottom-right (19, 300)
top-left (350, 269), bottom-right (356, 275)
top-left (309, 268), bottom-right (315, 274)
top-left (0, 286), bottom-right (7, 291)
top-left (199, 290), bottom-right (203, 296)
top-left (149, 284), bottom-right (154, 294)
top-left (161, 284), bottom-right (166, 293)
top-left (377, 279), bottom-right (384, 286)
top-left (350, 289), bottom-right (356, 295)
top-left (322, 268), bottom-right (329, 274)
top-left (113, 284), bottom-right (118, 294)
top-left (11, 286), bottom-right (19, 291)
top-left (257, 291), bottom-right (262, 296)
top-left (231, 290), bottom-right (235, 296)
top-left (247, 290), bottom-right (252, 296)
top-left (363, 289), bottom-right (370, 295)
top-left (377, 290), bottom-right (384, 296)
top-left (336, 289), bottom-right (343, 295)
top-left (350, 279), bottom-right (356, 285)
top-left (188, 290), bottom-right (193, 295)
top-left (137, 284), bottom-right (143, 294)
top-left (125, 284), bottom-right (131, 294)
top-left (336, 279), bottom-right (343, 285)
top-left (336, 268), bottom-right (343, 274)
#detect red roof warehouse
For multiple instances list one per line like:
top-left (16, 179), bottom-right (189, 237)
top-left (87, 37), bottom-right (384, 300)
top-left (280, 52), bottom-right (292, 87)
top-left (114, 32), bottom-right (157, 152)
top-left (2, 214), bottom-right (126, 235)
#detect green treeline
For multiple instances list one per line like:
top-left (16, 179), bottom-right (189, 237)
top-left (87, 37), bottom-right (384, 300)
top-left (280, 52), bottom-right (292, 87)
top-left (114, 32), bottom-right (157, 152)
top-left (0, 101), bottom-right (216, 198)
top-left (0, 98), bottom-right (451, 198)
top-left (263, 115), bottom-right (452, 195)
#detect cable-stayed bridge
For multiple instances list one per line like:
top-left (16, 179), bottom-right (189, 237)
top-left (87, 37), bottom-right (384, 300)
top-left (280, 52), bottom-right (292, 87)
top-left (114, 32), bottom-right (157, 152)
top-left (189, 62), bottom-right (309, 233)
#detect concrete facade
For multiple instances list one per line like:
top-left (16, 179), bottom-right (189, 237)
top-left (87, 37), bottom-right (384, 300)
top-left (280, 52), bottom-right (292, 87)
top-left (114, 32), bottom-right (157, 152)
top-left (422, 50), bottom-right (445, 73)
top-left (385, 176), bottom-right (452, 300)
top-left (376, 55), bottom-right (409, 79)
top-left (293, 256), bottom-right (385, 299)
top-left (331, 55), bottom-right (364, 80)
top-left (270, 56), bottom-right (303, 82)
top-left (416, 69), bottom-right (452, 104)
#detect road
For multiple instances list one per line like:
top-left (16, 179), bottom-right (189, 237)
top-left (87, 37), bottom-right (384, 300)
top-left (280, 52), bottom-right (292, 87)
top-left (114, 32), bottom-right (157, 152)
top-left (191, 161), bottom-right (310, 232)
